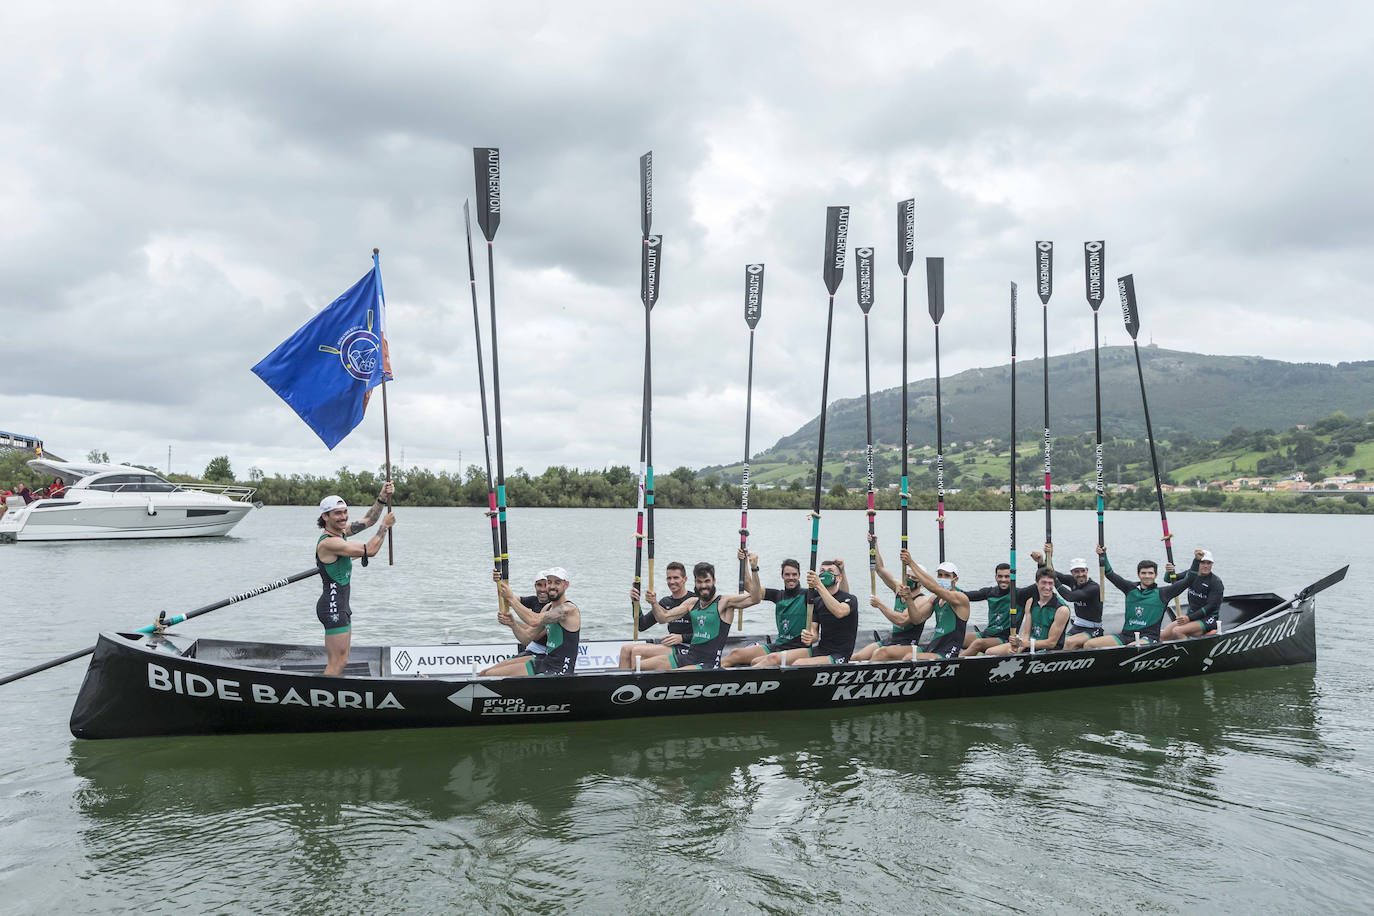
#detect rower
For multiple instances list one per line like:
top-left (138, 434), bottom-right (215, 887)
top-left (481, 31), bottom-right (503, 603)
top-left (1029, 546), bottom-right (1104, 649)
top-left (986, 567), bottom-right (1069, 655)
top-left (620, 560), bottom-right (695, 669)
top-left (313, 485), bottom-right (397, 676)
top-left (722, 556), bottom-right (804, 667)
top-left (1082, 545), bottom-right (1194, 648)
top-left (637, 559), bottom-right (759, 670)
top-left (481, 567), bottom-right (582, 676)
top-left (751, 560), bottom-right (859, 666)
top-left (872, 553), bottom-right (969, 660)
top-left (503, 570), bottom-right (551, 659)
top-left (960, 563), bottom-right (1036, 656)
top-left (852, 534), bottom-right (929, 661)
top-left (1162, 549), bottom-right (1225, 640)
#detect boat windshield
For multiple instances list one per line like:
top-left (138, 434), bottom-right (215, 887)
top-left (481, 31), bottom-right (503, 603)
top-left (84, 473), bottom-right (180, 493)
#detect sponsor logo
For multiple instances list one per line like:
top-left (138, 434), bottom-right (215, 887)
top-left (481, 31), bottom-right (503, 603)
top-left (832, 208), bottom-right (850, 269)
top-left (643, 235), bottom-right (661, 304)
top-left (611, 685), bottom-right (642, 705)
top-left (1119, 644), bottom-right (1187, 673)
top-left (319, 323), bottom-right (383, 382)
top-left (448, 682), bottom-right (569, 716)
top-left (393, 650), bottom-right (414, 672)
top-left (1085, 242), bottom-right (1103, 302)
top-left (1118, 277), bottom-right (1132, 327)
top-left (1202, 613), bottom-right (1302, 668)
top-left (989, 656), bottom-right (1095, 682)
top-left (831, 680), bottom-right (923, 701)
top-left (484, 148), bottom-right (501, 214)
top-left (147, 663), bottom-right (404, 709)
top-left (626, 680), bottom-right (781, 702)
top-left (747, 263), bottom-right (763, 275)
top-left (811, 665), bottom-right (955, 688)
top-left (640, 152), bottom-right (652, 218)
top-left (903, 202), bottom-right (915, 252)
top-left (1037, 242), bottom-right (1052, 298)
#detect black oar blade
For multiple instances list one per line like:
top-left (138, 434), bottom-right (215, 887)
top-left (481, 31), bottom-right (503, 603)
top-left (1298, 564), bottom-right (1349, 601)
top-left (745, 263), bottom-right (764, 328)
top-left (1118, 273), bottom-right (1140, 340)
top-left (1036, 241), bottom-right (1053, 304)
top-left (897, 199), bottom-right (915, 276)
top-left (641, 235), bottom-right (663, 310)
top-left (639, 151), bottom-right (653, 238)
top-left (1010, 281), bottom-right (1018, 346)
top-left (474, 148), bottom-right (502, 242)
top-left (823, 205), bottom-right (850, 295)
top-left (1084, 241), bottom-right (1105, 312)
top-left (855, 246), bottom-right (875, 313)
top-left (926, 257), bottom-right (945, 323)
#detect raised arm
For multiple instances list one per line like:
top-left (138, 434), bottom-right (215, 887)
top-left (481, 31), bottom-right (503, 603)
top-left (650, 590), bottom-right (694, 624)
top-left (319, 512), bottom-right (395, 560)
top-left (1098, 547), bottom-right (1135, 594)
top-left (869, 534), bottom-right (900, 592)
top-left (346, 481), bottom-right (396, 535)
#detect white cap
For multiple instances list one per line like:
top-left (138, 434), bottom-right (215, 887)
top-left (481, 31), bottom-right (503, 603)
top-left (544, 566), bottom-right (571, 582)
top-left (936, 561), bottom-right (959, 576)
top-left (1199, 551), bottom-right (1214, 563)
top-left (1069, 558), bottom-right (1089, 571)
top-left (318, 495), bottom-right (347, 515)
top-left (535, 569), bottom-right (550, 581)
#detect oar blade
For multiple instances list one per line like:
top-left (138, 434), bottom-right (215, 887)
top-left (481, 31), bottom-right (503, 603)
top-left (822, 205), bottom-right (850, 295)
top-left (897, 199), bottom-right (915, 276)
top-left (1036, 241), bottom-right (1053, 304)
top-left (639, 151), bottom-right (653, 237)
top-left (744, 263), bottom-right (764, 328)
top-left (1298, 564), bottom-right (1349, 601)
top-left (1084, 241), bottom-right (1105, 312)
top-left (855, 246), bottom-right (875, 313)
top-left (474, 148), bottom-right (502, 242)
top-left (926, 257), bottom-right (945, 323)
top-left (1118, 273), bottom-right (1140, 340)
top-left (1009, 281), bottom-right (1018, 347)
top-left (641, 235), bottom-right (663, 310)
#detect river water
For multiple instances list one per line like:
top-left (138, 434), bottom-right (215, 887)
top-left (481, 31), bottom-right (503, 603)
top-left (1, 507), bottom-right (1371, 913)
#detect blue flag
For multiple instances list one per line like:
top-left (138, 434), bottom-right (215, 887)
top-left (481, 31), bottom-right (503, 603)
top-left (253, 260), bottom-right (393, 449)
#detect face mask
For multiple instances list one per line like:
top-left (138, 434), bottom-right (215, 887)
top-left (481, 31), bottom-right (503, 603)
top-left (937, 577), bottom-right (953, 589)
top-left (818, 571), bottom-right (836, 587)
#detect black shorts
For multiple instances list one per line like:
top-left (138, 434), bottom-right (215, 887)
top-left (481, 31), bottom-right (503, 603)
top-left (880, 629), bottom-right (923, 647)
top-left (924, 633), bottom-right (962, 659)
top-left (526, 652), bottom-right (574, 676)
top-left (671, 642), bottom-right (724, 670)
top-left (316, 580), bottom-right (352, 634)
top-left (810, 646), bottom-right (852, 664)
top-left (1112, 630), bottom-right (1157, 646)
top-left (1067, 623), bottom-right (1105, 639)
top-left (976, 628), bottom-right (1011, 644)
top-left (765, 635), bottom-right (806, 653)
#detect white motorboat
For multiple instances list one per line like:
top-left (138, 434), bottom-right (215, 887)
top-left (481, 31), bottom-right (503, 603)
top-left (0, 459), bottom-right (258, 543)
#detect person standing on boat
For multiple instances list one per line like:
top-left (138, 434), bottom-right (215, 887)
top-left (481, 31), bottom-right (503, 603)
top-left (960, 563), bottom-right (1038, 656)
top-left (1028, 547), bottom-right (1104, 649)
top-left (482, 568), bottom-right (582, 676)
top-left (986, 567), bottom-right (1070, 655)
top-left (638, 557), bottom-right (760, 671)
top-left (620, 560), bottom-right (696, 669)
top-left (871, 553), bottom-right (970, 661)
top-left (752, 559), bottom-right (860, 667)
top-left (1082, 546), bottom-right (1193, 648)
top-left (1161, 549), bottom-right (1225, 640)
top-left (315, 484), bottom-right (396, 676)
top-left (853, 535), bottom-right (931, 662)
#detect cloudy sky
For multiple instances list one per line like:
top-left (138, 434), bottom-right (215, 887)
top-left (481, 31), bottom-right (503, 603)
top-left (2, 1), bottom-right (1370, 481)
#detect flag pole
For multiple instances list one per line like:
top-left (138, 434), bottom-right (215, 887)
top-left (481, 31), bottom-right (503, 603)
top-left (464, 201), bottom-right (503, 609)
top-left (808, 206), bottom-right (850, 631)
top-left (373, 248), bottom-right (394, 565)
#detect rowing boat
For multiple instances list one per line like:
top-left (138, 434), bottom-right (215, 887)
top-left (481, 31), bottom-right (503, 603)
top-left (68, 572), bottom-right (1338, 740)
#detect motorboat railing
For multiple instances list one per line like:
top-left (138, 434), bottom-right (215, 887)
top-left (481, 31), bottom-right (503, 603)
top-left (80, 482), bottom-right (258, 502)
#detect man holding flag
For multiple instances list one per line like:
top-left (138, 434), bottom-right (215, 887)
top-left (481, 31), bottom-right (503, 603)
top-left (253, 252), bottom-right (400, 672)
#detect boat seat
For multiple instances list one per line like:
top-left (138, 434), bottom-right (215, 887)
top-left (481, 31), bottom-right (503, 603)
top-left (276, 661), bottom-right (377, 677)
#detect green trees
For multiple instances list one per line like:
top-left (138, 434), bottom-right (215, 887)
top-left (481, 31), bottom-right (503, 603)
top-left (204, 456), bottom-right (234, 482)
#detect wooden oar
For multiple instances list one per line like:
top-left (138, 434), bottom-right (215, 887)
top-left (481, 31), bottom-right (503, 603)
top-left (1084, 241), bottom-right (1107, 594)
top-left (0, 568), bottom-right (321, 687)
top-left (1118, 274), bottom-right (1179, 619)
top-left (463, 201), bottom-right (503, 613)
top-left (1036, 241), bottom-right (1053, 567)
top-left (474, 147), bottom-right (510, 589)
top-left (896, 199), bottom-right (914, 553)
top-left (808, 205), bottom-right (850, 630)
top-left (855, 245), bottom-right (877, 596)
top-left (927, 256), bottom-right (947, 561)
top-left (739, 263), bottom-right (765, 615)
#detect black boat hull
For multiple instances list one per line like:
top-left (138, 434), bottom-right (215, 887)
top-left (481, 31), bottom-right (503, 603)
top-left (70, 598), bottom-right (1317, 740)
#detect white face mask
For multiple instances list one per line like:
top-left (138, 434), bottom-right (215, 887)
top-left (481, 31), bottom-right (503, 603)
top-left (937, 577), bottom-right (953, 589)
